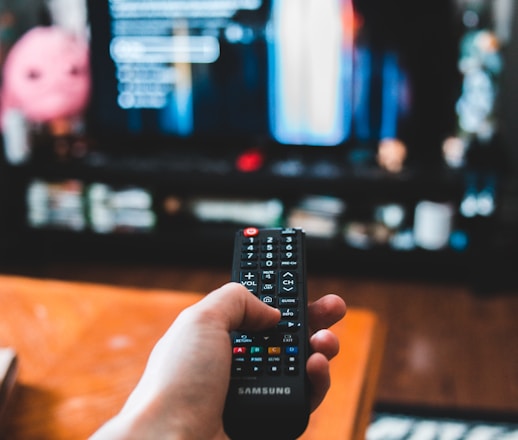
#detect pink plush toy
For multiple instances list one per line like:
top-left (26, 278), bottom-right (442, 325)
top-left (1, 25), bottom-right (90, 128)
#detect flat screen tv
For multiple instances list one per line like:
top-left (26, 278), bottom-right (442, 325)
top-left (86, 0), bottom-right (466, 169)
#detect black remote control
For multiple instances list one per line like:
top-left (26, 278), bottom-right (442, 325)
top-left (223, 227), bottom-right (310, 440)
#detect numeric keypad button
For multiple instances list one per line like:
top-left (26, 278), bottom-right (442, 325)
top-left (261, 259), bottom-right (276, 269)
top-left (242, 243), bottom-right (258, 252)
top-left (242, 252), bottom-right (258, 261)
top-left (283, 243), bottom-right (296, 252)
top-left (262, 235), bottom-right (278, 245)
top-left (261, 243), bottom-right (277, 252)
top-left (261, 252), bottom-right (276, 261)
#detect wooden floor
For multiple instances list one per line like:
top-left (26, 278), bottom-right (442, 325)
top-left (2, 259), bottom-right (518, 417)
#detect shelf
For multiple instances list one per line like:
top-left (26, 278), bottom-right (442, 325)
top-left (0, 146), bottom-right (506, 283)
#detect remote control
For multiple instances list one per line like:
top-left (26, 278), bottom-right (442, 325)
top-left (223, 227), bottom-right (310, 440)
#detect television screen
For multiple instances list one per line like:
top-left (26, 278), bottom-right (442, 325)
top-left (86, 0), bottom-right (461, 165)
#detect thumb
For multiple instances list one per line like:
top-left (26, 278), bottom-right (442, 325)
top-left (198, 282), bottom-right (281, 332)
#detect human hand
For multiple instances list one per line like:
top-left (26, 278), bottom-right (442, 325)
top-left (90, 282), bottom-right (346, 439)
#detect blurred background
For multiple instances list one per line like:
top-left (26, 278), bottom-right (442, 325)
top-left (0, 0), bottom-right (517, 286)
top-left (1, 0), bottom-right (518, 437)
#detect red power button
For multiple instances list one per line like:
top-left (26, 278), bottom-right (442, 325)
top-left (243, 227), bottom-right (259, 237)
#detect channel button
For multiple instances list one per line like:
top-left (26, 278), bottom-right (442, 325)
top-left (279, 271), bottom-right (297, 295)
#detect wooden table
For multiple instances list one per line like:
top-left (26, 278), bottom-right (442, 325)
top-left (0, 275), bottom-right (386, 439)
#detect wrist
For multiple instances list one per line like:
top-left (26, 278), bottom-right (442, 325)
top-left (91, 399), bottom-right (230, 440)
